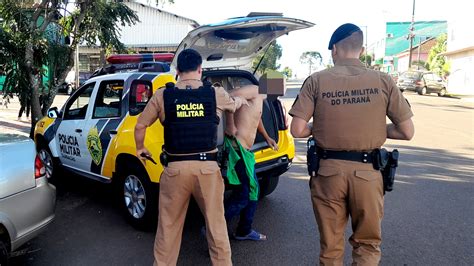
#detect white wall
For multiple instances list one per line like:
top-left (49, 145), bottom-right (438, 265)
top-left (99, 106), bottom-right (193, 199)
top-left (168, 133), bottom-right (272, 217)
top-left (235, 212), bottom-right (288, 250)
top-left (447, 18), bottom-right (474, 52)
top-left (397, 55), bottom-right (409, 73)
top-left (447, 51), bottom-right (474, 95)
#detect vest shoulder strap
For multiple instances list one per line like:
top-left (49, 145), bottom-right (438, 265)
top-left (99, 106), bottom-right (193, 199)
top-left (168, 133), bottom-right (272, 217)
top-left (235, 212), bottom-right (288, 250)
top-left (165, 82), bottom-right (175, 90)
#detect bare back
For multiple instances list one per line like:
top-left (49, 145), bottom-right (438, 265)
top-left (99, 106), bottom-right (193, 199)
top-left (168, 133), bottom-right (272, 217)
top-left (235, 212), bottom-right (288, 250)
top-left (225, 85), bottom-right (264, 150)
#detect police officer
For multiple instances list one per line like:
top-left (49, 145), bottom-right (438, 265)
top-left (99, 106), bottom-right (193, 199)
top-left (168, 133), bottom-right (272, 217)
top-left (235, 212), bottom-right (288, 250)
top-left (135, 49), bottom-right (247, 265)
top-left (289, 23), bottom-right (414, 265)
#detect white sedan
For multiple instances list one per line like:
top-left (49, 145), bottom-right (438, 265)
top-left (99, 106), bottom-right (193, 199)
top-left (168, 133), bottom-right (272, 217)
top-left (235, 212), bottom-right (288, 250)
top-left (0, 134), bottom-right (56, 264)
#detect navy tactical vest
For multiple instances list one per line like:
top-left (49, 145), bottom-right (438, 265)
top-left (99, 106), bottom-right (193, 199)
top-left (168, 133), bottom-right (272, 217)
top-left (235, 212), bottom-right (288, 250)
top-left (163, 81), bottom-right (219, 154)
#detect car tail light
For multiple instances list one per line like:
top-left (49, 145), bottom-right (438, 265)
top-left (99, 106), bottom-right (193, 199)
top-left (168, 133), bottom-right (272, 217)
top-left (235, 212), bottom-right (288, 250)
top-left (35, 154), bottom-right (46, 178)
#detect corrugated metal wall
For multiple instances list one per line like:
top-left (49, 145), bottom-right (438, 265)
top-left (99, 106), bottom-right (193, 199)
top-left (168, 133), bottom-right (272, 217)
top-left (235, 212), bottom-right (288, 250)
top-left (120, 2), bottom-right (197, 48)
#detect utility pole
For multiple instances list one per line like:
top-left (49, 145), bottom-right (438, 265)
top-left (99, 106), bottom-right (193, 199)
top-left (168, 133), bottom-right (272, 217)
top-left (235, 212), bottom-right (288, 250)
top-left (362, 26), bottom-right (368, 67)
top-left (408, 0), bottom-right (416, 69)
top-left (417, 36), bottom-right (422, 69)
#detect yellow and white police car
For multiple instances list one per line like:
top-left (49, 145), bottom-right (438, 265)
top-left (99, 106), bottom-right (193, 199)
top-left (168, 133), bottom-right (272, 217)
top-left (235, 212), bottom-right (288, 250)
top-left (34, 13), bottom-right (313, 229)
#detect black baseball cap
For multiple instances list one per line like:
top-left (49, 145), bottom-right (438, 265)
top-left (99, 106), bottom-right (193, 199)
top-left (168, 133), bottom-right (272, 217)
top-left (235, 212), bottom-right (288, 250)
top-left (328, 23), bottom-right (361, 50)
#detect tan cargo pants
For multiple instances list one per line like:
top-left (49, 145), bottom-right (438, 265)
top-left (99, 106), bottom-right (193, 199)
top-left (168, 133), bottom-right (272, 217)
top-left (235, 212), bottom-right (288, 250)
top-left (310, 159), bottom-right (384, 266)
top-left (153, 160), bottom-right (232, 266)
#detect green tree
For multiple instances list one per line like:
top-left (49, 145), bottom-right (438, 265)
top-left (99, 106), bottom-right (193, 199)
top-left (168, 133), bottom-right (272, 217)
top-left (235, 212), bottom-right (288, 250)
top-left (252, 40), bottom-right (282, 74)
top-left (411, 60), bottom-right (428, 70)
top-left (0, 0), bottom-right (142, 136)
top-left (359, 54), bottom-right (372, 66)
top-left (300, 51), bottom-right (322, 75)
top-left (282, 66), bottom-right (292, 79)
top-left (427, 33), bottom-right (449, 76)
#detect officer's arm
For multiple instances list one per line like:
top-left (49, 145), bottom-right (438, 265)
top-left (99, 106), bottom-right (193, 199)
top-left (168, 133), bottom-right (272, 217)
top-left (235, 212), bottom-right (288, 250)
top-left (290, 117), bottom-right (312, 138)
top-left (387, 118), bottom-right (414, 140)
top-left (135, 122), bottom-right (147, 150)
top-left (216, 86), bottom-right (247, 113)
top-left (134, 91), bottom-right (161, 158)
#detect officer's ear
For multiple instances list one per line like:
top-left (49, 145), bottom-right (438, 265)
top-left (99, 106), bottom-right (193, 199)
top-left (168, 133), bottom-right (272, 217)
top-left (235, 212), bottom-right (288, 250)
top-left (331, 45), bottom-right (337, 56)
top-left (175, 68), bottom-right (181, 76)
top-left (197, 65), bottom-right (202, 75)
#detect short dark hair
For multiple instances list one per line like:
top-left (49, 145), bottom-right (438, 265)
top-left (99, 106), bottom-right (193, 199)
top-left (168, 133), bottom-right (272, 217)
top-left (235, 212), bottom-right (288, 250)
top-left (177, 49), bottom-right (202, 73)
top-left (335, 30), bottom-right (363, 52)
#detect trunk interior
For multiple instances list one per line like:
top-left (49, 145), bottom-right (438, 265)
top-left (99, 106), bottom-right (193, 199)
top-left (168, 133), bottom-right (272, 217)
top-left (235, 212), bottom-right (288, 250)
top-left (202, 70), bottom-right (281, 152)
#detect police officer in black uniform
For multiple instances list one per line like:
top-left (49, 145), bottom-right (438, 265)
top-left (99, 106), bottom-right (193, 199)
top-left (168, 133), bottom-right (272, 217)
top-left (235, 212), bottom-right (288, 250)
top-left (135, 49), bottom-right (247, 265)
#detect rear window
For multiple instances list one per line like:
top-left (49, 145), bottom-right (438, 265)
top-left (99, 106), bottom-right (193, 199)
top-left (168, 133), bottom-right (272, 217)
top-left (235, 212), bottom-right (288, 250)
top-left (401, 72), bottom-right (421, 79)
top-left (129, 80), bottom-right (153, 116)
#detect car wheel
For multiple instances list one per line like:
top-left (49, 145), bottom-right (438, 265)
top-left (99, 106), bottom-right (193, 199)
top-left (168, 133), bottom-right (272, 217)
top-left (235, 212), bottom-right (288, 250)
top-left (418, 87), bottom-right (427, 95)
top-left (259, 175), bottom-right (280, 199)
top-left (0, 240), bottom-right (8, 266)
top-left (120, 165), bottom-right (158, 230)
top-left (38, 143), bottom-right (57, 181)
top-left (438, 88), bottom-right (446, 97)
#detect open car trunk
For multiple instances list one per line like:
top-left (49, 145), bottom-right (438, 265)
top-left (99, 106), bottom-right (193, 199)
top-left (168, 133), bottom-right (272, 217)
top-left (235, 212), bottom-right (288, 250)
top-left (203, 70), bottom-right (280, 152)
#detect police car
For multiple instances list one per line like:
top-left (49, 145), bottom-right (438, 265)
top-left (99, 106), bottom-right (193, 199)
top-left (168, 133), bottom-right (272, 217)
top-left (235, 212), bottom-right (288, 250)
top-left (34, 13), bottom-right (314, 229)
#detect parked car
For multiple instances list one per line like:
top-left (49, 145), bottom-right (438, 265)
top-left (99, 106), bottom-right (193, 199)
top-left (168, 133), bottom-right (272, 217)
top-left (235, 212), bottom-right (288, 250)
top-left (33, 13), bottom-right (313, 229)
top-left (397, 70), bottom-right (447, 96)
top-left (57, 81), bottom-right (75, 95)
top-left (389, 72), bottom-right (399, 83)
top-left (0, 134), bottom-right (56, 264)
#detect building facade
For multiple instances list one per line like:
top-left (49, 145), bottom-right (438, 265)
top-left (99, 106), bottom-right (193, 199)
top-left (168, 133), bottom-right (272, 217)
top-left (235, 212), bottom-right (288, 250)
top-left (396, 37), bottom-right (437, 73)
top-left (370, 21), bottom-right (447, 73)
top-left (443, 16), bottom-right (474, 95)
top-left (78, 0), bottom-right (199, 73)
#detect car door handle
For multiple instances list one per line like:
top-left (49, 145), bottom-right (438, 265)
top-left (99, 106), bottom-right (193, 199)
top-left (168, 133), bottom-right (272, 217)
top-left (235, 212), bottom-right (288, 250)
top-left (75, 129), bottom-right (82, 133)
top-left (109, 130), bottom-right (117, 135)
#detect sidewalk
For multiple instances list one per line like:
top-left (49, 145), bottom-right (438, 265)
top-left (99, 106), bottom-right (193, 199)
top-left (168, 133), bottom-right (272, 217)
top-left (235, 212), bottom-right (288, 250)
top-left (0, 96), bottom-right (32, 136)
top-left (446, 94), bottom-right (474, 103)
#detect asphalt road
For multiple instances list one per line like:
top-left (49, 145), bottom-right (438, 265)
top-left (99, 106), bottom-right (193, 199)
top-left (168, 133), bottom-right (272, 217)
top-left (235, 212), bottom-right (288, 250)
top-left (10, 89), bottom-right (474, 265)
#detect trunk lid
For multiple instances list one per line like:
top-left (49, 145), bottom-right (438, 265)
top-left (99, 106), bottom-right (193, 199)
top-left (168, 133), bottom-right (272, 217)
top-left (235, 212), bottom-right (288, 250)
top-left (172, 13), bottom-right (314, 71)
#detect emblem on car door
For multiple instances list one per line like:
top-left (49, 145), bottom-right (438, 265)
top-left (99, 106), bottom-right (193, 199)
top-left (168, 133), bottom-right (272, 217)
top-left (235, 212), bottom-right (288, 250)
top-left (87, 126), bottom-right (103, 165)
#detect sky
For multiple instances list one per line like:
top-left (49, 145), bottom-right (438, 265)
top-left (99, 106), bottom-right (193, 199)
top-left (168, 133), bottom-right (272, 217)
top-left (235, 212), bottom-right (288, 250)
top-left (150, 0), bottom-right (454, 78)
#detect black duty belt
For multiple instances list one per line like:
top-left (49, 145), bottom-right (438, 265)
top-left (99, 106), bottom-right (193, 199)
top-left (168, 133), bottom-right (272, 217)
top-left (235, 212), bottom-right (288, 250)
top-left (167, 152), bottom-right (218, 162)
top-left (317, 148), bottom-right (374, 164)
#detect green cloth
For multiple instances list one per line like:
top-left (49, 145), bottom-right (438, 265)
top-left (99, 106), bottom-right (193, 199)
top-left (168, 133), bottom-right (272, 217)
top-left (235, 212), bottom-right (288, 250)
top-left (224, 136), bottom-right (259, 201)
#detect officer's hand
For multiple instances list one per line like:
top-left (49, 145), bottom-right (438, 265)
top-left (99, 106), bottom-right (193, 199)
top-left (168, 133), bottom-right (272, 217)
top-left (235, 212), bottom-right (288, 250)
top-left (266, 138), bottom-right (279, 151)
top-left (137, 148), bottom-right (152, 160)
top-left (234, 96), bottom-right (249, 109)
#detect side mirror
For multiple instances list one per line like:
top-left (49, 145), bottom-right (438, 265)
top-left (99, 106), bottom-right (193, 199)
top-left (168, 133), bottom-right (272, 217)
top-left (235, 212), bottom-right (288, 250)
top-left (47, 107), bottom-right (59, 119)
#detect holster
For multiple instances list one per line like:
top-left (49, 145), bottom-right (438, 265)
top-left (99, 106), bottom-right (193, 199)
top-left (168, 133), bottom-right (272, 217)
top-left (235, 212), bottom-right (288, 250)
top-left (306, 137), bottom-right (320, 178)
top-left (217, 146), bottom-right (229, 177)
top-left (160, 152), bottom-right (168, 167)
top-left (372, 148), bottom-right (399, 193)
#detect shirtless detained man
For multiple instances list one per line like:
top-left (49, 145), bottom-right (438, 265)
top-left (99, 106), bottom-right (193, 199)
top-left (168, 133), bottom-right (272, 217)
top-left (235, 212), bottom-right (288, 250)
top-left (223, 81), bottom-right (278, 241)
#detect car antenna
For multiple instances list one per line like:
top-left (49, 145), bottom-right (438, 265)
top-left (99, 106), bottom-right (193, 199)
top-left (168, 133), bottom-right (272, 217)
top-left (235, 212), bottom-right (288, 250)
top-left (253, 42), bottom-right (274, 76)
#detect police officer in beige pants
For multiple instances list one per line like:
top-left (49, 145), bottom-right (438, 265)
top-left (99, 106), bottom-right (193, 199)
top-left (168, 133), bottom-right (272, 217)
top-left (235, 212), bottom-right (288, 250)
top-left (135, 49), bottom-right (247, 266)
top-left (290, 23), bottom-right (415, 265)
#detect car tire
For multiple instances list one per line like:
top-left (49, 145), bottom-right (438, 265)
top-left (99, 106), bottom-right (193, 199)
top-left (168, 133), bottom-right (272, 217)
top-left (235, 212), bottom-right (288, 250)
top-left (120, 164), bottom-right (158, 230)
top-left (418, 87), bottom-right (427, 95)
top-left (0, 240), bottom-right (9, 266)
top-left (438, 88), bottom-right (446, 97)
top-left (37, 142), bottom-right (59, 182)
top-left (259, 175), bottom-right (280, 199)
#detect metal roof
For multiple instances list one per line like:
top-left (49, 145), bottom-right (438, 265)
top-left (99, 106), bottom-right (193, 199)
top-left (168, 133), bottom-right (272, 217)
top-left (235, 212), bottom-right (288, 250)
top-left (118, 1), bottom-right (200, 48)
